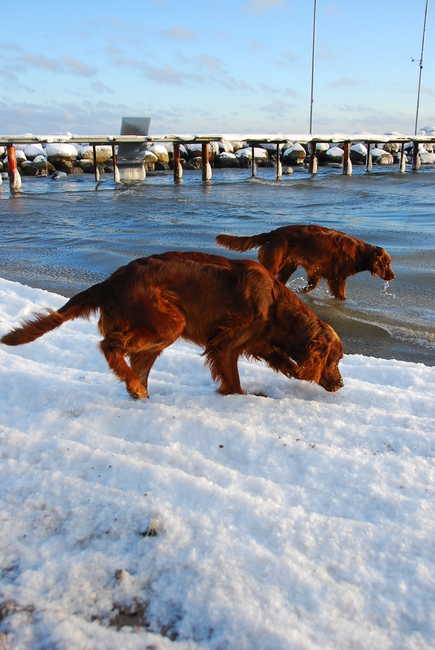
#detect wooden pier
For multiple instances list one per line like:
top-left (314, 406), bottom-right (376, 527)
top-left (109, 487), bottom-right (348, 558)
top-left (1, 132), bottom-right (435, 190)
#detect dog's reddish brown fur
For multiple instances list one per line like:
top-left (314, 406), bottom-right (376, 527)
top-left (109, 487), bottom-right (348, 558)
top-left (216, 224), bottom-right (395, 300)
top-left (1, 252), bottom-right (344, 399)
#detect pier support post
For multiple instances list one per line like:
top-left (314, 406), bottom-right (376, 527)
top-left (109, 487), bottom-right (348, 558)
top-left (412, 141), bottom-right (421, 171)
top-left (7, 145), bottom-right (22, 190)
top-left (343, 142), bottom-right (352, 175)
top-left (309, 142), bottom-right (318, 174)
top-left (366, 142), bottom-right (372, 172)
top-left (112, 145), bottom-right (120, 183)
top-left (276, 143), bottom-right (282, 179)
top-left (92, 145), bottom-right (100, 182)
top-left (251, 145), bottom-right (257, 177)
top-left (399, 142), bottom-right (406, 173)
top-left (202, 143), bottom-right (212, 181)
top-left (116, 116), bottom-right (148, 182)
top-left (173, 143), bottom-right (183, 183)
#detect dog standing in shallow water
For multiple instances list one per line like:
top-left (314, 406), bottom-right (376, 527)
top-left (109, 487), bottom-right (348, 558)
top-left (1, 252), bottom-right (344, 399)
top-left (216, 224), bottom-right (395, 300)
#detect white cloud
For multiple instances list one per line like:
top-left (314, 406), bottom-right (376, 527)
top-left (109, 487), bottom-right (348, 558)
top-left (21, 54), bottom-right (62, 72)
top-left (61, 56), bottom-right (97, 77)
top-left (244, 0), bottom-right (285, 11)
top-left (92, 81), bottom-right (115, 94)
top-left (326, 77), bottom-right (359, 89)
top-left (276, 50), bottom-right (301, 67)
top-left (161, 25), bottom-right (197, 41)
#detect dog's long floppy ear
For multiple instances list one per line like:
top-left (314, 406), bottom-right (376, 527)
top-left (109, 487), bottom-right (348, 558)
top-left (275, 301), bottom-right (327, 383)
top-left (296, 337), bottom-right (330, 384)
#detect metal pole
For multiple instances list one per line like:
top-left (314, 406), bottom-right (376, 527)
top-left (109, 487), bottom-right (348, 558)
top-left (309, 0), bottom-right (317, 134)
top-left (415, 0), bottom-right (429, 135)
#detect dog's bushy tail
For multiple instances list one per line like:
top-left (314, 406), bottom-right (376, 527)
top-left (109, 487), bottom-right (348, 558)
top-left (215, 232), bottom-right (270, 253)
top-left (1, 283), bottom-right (103, 346)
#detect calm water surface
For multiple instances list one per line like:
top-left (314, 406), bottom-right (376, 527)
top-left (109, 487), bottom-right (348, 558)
top-left (1, 165), bottom-right (434, 365)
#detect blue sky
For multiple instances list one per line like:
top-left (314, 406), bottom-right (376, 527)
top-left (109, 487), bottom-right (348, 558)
top-left (1, 0), bottom-right (433, 136)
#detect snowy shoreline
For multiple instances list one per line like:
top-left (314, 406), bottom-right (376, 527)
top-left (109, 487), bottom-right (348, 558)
top-left (1, 278), bottom-right (435, 648)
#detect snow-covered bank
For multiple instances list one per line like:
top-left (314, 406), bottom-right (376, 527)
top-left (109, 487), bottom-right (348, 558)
top-left (0, 277), bottom-right (434, 650)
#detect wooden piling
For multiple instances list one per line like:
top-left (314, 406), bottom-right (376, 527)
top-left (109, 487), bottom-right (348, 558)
top-left (92, 145), bottom-right (100, 181)
top-left (399, 142), bottom-right (406, 173)
top-left (173, 143), bottom-right (183, 183)
top-left (366, 142), bottom-right (372, 172)
top-left (309, 142), bottom-right (317, 174)
top-left (412, 141), bottom-right (421, 171)
top-left (276, 143), bottom-right (282, 179)
top-left (343, 142), bottom-right (352, 175)
top-left (251, 145), bottom-right (257, 177)
top-left (112, 145), bottom-right (120, 183)
top-left (202, 142), bottom-right (212, 181)
top-left (7, 145), bottom-right (22, 190)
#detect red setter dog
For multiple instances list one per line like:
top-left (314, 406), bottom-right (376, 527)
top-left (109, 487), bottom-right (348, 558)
top-left (1, 252), bottom-right (344, 399)
top-left (216, 224), bottom-right (395, 300)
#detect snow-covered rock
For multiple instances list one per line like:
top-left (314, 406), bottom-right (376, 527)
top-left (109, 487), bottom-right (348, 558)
top-left (235, 147), bottom-right (268, 163)
top-left (144, 150), bottom-right (158, 171)
top-left (282, 143), bottom-right (306, 165)
top-left (77, 145), bottom-right (112, 164)
top-left (46, 143), bottom-right (78, 164)
top-left (418, 148), bottom-right (435, 164)
top-left (144, 150), bottom-right (158, 164)
top-left (32, 155), bottom-right (48, 172)
top-left (148, 144), bottom-right (169, 164)
top-left (23, 144), bottom-right (45, 160)
top-left (186, 143), bottom-right (202, 158)
top-left (324, 146), bottom-right (344, 164)
top-left (371, 148), bottom-right (394, 164)
top-left (219, 142), bottom-right (234, 154)
top-left (350, 142), bottom-right (367, 164)
top-left (316, 142), bottom-right (329, 153)
top-left (15, 149), bottom-right (27, 164)
top-left (215, 152), bottom-right (240, 168)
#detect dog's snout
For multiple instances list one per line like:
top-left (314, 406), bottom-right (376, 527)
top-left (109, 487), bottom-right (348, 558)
top-left (329, 376), bottom-right (344, 392)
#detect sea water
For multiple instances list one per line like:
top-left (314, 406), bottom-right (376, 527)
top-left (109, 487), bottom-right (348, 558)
top-left (1, 165), bottom-right (434, 365)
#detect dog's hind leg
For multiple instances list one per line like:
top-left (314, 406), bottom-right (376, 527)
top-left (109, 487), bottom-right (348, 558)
top-left (100, 334), bottom-right (150, 399)
top-left (327, 277), bottom-right (347, 300)
top-left (100, 323), bottom-right (184, 399)
top-left (99, 295), bottom-right (186, 398)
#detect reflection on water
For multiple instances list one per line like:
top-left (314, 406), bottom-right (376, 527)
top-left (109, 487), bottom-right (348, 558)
top-left (1, 166), bottom-right (434, 365)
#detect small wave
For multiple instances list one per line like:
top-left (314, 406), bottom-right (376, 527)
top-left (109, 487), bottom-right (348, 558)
top-left (384, 324), bottom-right (435, 351)
top-left (346, 314), bottom-right (435, 351)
